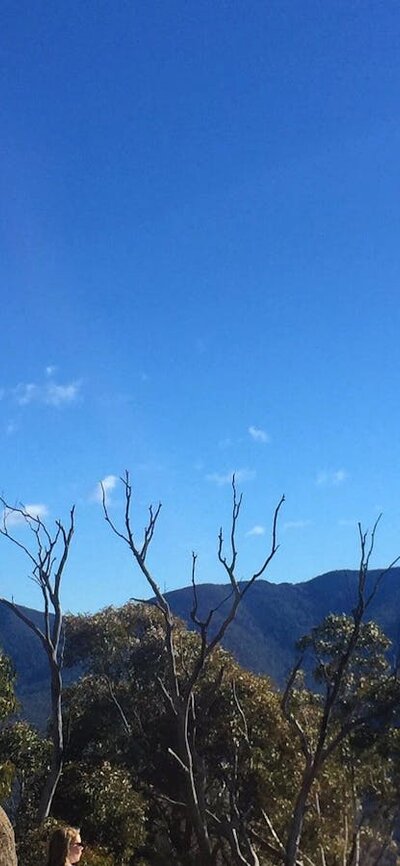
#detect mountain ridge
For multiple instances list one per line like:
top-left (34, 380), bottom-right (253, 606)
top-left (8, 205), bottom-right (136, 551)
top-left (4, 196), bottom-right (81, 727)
top-left (1, 568), bottom-right (399, 726)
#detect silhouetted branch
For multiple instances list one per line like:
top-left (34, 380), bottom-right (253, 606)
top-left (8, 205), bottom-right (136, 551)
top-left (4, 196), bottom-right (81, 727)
top-left (0, 498), bottom-right (75, 822)
top-left (101, 470), bottom-right (285, 866)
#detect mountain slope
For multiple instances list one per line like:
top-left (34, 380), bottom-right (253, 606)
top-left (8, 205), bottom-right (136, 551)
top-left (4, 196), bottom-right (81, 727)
top-left (165, 568), bottom-right (400, 683)
top-left (0, 603), bottom-right (50, 728)
top-left (1, 568), bottom-right (399, 725)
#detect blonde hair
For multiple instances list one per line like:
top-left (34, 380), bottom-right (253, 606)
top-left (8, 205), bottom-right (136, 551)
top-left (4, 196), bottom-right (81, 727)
top-left (46, 826), bottom-right (81, 866)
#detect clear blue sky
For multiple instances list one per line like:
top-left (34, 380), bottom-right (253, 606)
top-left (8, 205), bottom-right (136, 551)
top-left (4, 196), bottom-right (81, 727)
top-left (1, 0), bottom-right (400, 612)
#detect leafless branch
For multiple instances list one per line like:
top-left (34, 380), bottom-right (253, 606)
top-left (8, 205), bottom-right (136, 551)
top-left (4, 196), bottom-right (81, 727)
top-left (168, 747), bottom-right (190, 775)
top-left (282, 515), bottom-right (399, 866)
top-left (190, 551), bottom-right (200, 625)
top-left (0, 498), bottom-right (75, 822)
top-left (157, 791), bottom-right (187, 809)
top-left (261, 809), bottom-right (285, 853)
top-left (157, 675), bottom-right (178, 716)
top-left (232, 680), bottom-right (250, 748)
top-left (281, 654), bottom-right (304, 715)
top-left (101, 471), bottom-right (285, 866)
top-left (365, 555), bottom-right (400, 610)
top-left (104, 675), bottom-right (132, 735)
top-left (0, 597), bottom-right (47, 647)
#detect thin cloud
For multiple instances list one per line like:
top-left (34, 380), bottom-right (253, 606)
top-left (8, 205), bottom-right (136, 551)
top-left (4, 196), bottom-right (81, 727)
top-left (3, 503), bottom-right (49, 527)
top-left (46, 382), bottom-right (80, 406)
top-left (316, 469), bottom-right (348, 487)
top-left (92, 474), bottom-right (118, 504)
top-left (45, 365), bottom-right (57, 377)
top-left (14, 379), bottom-right (81, 407)
top-left (332, 469), bottom-right (347, 485)
top-left (5, 421), bottom-right (17, 436)
top-left (206, 471), bottom-right (234, 487)
top-left (246, 524), bottom-right (266, 537)
top-left (232, 468), bottom-right (256, 484)
top-left (206, 468), bottom-right (256, 487)
top-left (248, 425), bottom-right (269, 444)
top-left (283, 520), bottom-right (312, 531)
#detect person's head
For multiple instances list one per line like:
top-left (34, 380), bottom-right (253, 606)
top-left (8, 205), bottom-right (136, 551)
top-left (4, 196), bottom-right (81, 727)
top-left (47, 827), bottom-right (84, 866)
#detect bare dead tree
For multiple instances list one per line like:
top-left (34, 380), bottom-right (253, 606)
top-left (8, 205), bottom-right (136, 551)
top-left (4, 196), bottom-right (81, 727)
top-left (0, 499), bottom-right (75, 822)
top-left (102, 471), bottom-right (284, 866)
top-left (281, 518), bottom-right (400, 866)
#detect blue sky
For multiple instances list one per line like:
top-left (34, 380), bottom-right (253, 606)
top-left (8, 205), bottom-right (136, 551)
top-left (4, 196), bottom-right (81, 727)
top-left (1, 0), bottom-right (400, 612)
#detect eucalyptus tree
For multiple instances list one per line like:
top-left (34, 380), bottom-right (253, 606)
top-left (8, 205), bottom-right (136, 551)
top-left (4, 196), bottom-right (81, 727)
top-left (0, 650), bottom-right (18, 802)
top-left (100, 472), bottom-right (285, 866)
top-left (280, 521), bottom-right (400, 866)
top-left (63, 602), bottom-right (299, 866)
top-left (0, 499), bottom-right (75, 821)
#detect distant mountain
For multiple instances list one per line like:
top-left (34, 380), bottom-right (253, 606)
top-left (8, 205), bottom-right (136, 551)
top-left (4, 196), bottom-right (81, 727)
top-left (1, 568), bottom-right (400, 727)
top-left (0, 603), bottom-right (51, 729)
top-left (164, 568), bottom-right (400, 684)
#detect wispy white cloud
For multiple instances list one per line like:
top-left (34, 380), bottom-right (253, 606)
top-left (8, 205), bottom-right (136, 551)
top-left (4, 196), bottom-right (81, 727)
top-left (206, 471), bottom-right (233, 487)
top-left (283, 519), bottom-right (312, 531)
top-left (246, 524), bottom-right (265, 537)
top-left (316, 469), bottom-right (348, 487)
top-left (5, 421), bottom-right (17, 436)
top-left (232, 468), bottom-right (256, 484)
top-left (206, 468), bottom-right (256, 487)
top-left (3, 503), bottom-right (49, 527)
top-left (14, 378), bottom-right (81, 407)
top-left (333, 469), bottom-right (347, 485)
top-left (15, 384), bottom-right (38, 405)
top-left (92, 474), bottom-right (119, 503)
top-left (45, 365), bottom-right (57, 377)
top-left (46, 382), bottom-right (80, 406)
top-left (248, 425), bottom-right (269, 444)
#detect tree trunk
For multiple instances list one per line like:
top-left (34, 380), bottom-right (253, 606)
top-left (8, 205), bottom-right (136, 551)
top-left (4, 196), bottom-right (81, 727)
top-left (177, 707), bottom-right (214, 866)
top-left (37, 656), bottom-right (63, 822)
top-left (285, 771), bottom-right (314, 866)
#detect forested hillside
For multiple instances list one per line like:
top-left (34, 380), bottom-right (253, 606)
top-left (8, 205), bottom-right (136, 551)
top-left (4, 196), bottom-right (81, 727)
top-left (1, 568), bottom-right (399, 725)
top-left (166, 568), bottom-right (400, 683)
top-left (1, 596), bottom-right (399, 866)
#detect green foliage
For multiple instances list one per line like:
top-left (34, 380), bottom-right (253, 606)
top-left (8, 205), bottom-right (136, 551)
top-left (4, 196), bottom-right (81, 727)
top-left (4, 603), bottom-right (398, 865)
top-left (0, 721), bottom-right (51, 777)
top-left (63, 604), bottom-right (305, 862)
top-left (0, 649), bottom-right (18, 802)
top-left (81, 847), bottom-right (116, 866)
top-left (294, 613), bottom-right (398, 738)
top-left (54, 761), bottom-right (146, 864)
top-left (16, 816), bottom-right (61, 866)
top-left (0, 651), bottom-right (17, 720)
top-left (61, 603), bottom-right (400, 864)
top-left (303, 613), bottom-right (390, 679)
top-left (0, 721), bottom-right (52, 830)
top-left (288, 613), bottom-right (400, 863)
top-left (0, 759), bottom-right (15, 803)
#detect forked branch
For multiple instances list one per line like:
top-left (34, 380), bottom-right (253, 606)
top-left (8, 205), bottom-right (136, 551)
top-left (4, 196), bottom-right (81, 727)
top-left (0, 498), bottom-right (75, 822)
top-left (101, 471), bottom-right (285, 866)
